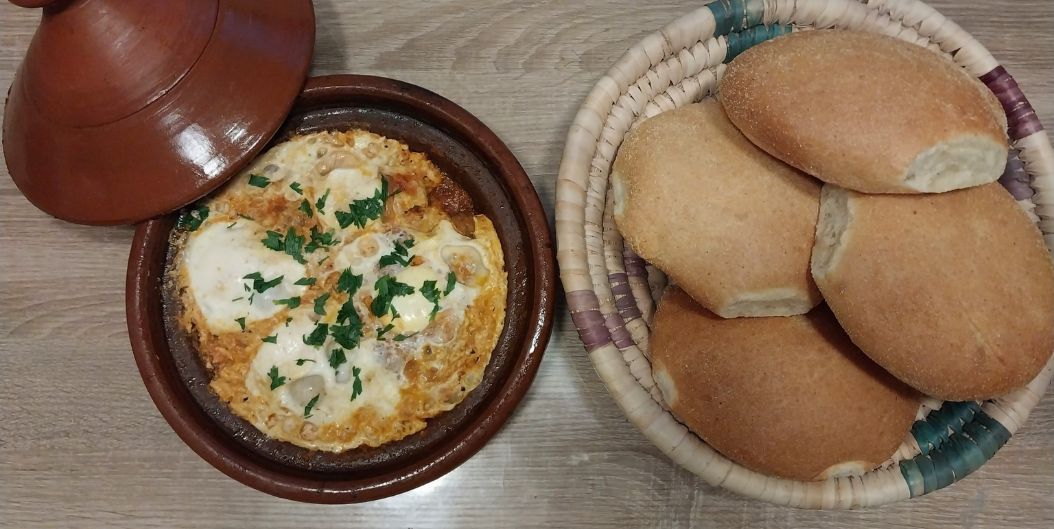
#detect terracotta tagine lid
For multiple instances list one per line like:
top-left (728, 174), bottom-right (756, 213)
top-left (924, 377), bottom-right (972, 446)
top-left (2, 0), bottom-right (315, 225)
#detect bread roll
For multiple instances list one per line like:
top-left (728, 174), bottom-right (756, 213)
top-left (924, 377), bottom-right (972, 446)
top-left (720, 30), bottom-right (1008, 194)
top-left (812, 183), bottom-right (1054, 400)
top-left (612, 100), bottom-right (822, 318)
top-left (650, 288), bottom-right (919, 481)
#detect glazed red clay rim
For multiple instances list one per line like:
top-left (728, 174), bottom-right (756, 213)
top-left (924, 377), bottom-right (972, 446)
top-left (127, 75), bottom-right (555, 503)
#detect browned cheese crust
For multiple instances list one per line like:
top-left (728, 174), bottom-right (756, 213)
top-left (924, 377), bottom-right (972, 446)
top-left (650, 287), bottom-right (920, 481)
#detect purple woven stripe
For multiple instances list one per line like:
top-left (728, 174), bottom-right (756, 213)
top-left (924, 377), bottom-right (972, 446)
top-left (999, 151), bottom-right (1034, 201)
top-left (610, 273), bottom-right (644, 321)
top-left (605, 313), bottom-right (635, 349)
top-left (623, 246), bottom-right (648, 278)
top-left (568, 291), bottom-right (611, 352)
top-left (981, 66), bottom-right (1044, 140)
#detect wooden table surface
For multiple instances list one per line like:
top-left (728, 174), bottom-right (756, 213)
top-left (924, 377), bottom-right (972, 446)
top-left (2, 1), bottom-right (1052, 527)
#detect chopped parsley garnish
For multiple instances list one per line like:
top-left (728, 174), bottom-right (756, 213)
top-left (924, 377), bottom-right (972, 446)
top-left (274, 296), bottom-right (301, 309)
top-left (350, 366), bottom-right (363, 401)
top-left (226, 221), bottom-right (237, 229)
top-left (262, 334), bottom-right (278, 344)
top-left (336, 269), bottom-right (363, 294)
top-left (238, 213), bottom-right (255, 221)
top-left (336, 297), bottom-right (358, 323)
top-left (231, 296), bottom-right (245, 302)
top-left (329, 348), bottom-right (347, 369)
top-left (235, 317), bottom-right (247, 331)
top-left (298, 199), bottom-right (313, 217)
top-left (294, 277), bottom-right (316, 286)
top-left (285, 317), bottom-right (293, 326)
top-left (243, 272), bottom-right (283, 293)
top-left (378, 238), bottom-right (415, 268)
top-left (295, 358), bottom-right (315, 366)
top-left (376, 323), bottom-right (394, 339)
top-left (176, 205), bottom-right (209, 232)
top-left (335, 177), bottom-right (388, 229)
top-left (304, 226), bottom-right (338, 253)
top-left (330, 323), bottom-right (362, 349)
top-left (315, 188), bottom-right (330, 215)
top-left (393, 334), bottom-right (409, 342)
top-left (289, 181), bottom-right (304, 195)
top-left (303, 322), bottom-right (329, 347)
top-left (313, 292), bottom-right (330, 315)
top-left (420, 279), bottom-right (442, 320)
top-left (445, 271), bottom-right (457, 295)
top-left (370, 275), bottom-right (415, 318)
top-left (267, 366), bottom-right (286, 390)
top-left (261, 227), bottom-right (306, 264)
top-left (304, 394), bottom-right (320, 418)
top-left (248, 174), bottom-right (271, 188)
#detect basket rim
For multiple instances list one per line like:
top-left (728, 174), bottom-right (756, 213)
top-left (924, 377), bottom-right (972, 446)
top-left (554, 0), bottom-right (1054, 510)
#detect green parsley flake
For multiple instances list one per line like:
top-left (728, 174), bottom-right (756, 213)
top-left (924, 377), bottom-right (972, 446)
top-left (350, 366), bottom-right (363, 401)
top-left (248, 174), bottom-right (271, 188)
top-left (304, 226), bottom-right (338, 253)
top-left (262, 334), bottom-right (278, 344)
top-left (336, 269), bottom-right (363, 294)
top-left (226, 221), bottom-right (237, 229)
top-left (330, 322), bottom-right (362, 349)
top-left (336, 298), bottom-right (361, 326)
top-left (371, 275), bottom-right (415, 318)
top-left (268, 366), bottom-right (286, 390)
top-left (303, 322), bottom-right (329, 347)
top-left (304, 394), bottom-right (320, 418)
top-left (261, 227), bottom-right (306, 264)
top-left (329, 348), bottom-right (347, 369)
top-left (274, 296), bottom-right (301, 309)
top-left (376, 323), bottom-right (394, 339)
top-left (313, 292), bottom-right (331, 315)
top-left (299, 199), bottom-right (313, 217)
top-left (235, 317), bottom-right (247, 331)
top-left (335, 177), bottom-right (388, 229)
top-left (420, 279), bottom-right (442, 320)
top-left (243, 272), bottom-right (284, 293)
top-left (378, 238), bottom-right (415, 268)
top-left (444, 271), bottom-right (457, 295)
top-left (294, 277), bottom-right (316, 286)
top-left (289, 181), bottom-right (304, 195)
top-left (315, 188), bottom-right (330, 215)
top-left (393, 334), bottom-right (409, 342)
top-left (177, 205), bottom-right (209, 232)
top-left (295, 358), bottom-right (315, 366)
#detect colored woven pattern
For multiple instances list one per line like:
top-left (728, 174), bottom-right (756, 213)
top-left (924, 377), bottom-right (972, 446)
top-left (555, 0), bottom-right (1054, 509)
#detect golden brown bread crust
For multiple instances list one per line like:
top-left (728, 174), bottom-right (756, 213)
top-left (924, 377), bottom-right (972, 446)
top-left (812, 183), bottom-right (1054, 400)
top-left (612, 99), bottom-right (822, 318)
top-left (720, 30), bottom-right (1008, 194)
top-left (650, 288), bottom-right (919, 481)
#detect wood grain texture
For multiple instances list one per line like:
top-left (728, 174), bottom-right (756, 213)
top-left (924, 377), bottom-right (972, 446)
top-left (1, 1), bottom-right (1052, 527)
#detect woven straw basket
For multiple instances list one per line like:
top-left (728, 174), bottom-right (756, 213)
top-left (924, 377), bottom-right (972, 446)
top-left (555, 0), bottom-right (1054, 509)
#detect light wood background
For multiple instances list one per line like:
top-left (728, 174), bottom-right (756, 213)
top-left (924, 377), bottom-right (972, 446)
top-left (2, 1), bottom-right (1052, 527)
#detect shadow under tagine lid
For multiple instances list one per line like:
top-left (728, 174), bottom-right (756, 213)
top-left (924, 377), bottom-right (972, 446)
top-left (2, 0), bottom-right (315, 225)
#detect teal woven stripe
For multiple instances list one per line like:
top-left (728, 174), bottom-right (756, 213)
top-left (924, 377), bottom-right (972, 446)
top-left (911, 401), bottom-right (981, 455)
top-left (709, 0), bottom-right (768, 36)
top-left (899, 409), bottom-right (1013, 497)
top-left (725, 25), bottom-right (792, 62)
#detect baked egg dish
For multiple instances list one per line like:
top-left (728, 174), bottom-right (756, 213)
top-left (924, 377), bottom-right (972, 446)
top-left (167, 130), bottom-right (507, 452)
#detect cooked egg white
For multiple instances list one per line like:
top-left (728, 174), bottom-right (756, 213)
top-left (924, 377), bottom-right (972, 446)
top-left (182, 219), bottom-right (308, 333)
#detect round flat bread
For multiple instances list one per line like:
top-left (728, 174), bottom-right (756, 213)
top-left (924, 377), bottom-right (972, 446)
top-left (650, 288), bottom-right (919, 481)
top-left (721, 30), bottom-right (1008, 194)
top-left (812, 183), bottom-right (1054, 400)
top-left (612, 99), bottom-right (822, 318)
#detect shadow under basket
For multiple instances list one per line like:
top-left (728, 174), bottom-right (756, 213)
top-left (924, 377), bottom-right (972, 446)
top-left (555, 0), bottom-right (1054, 509)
